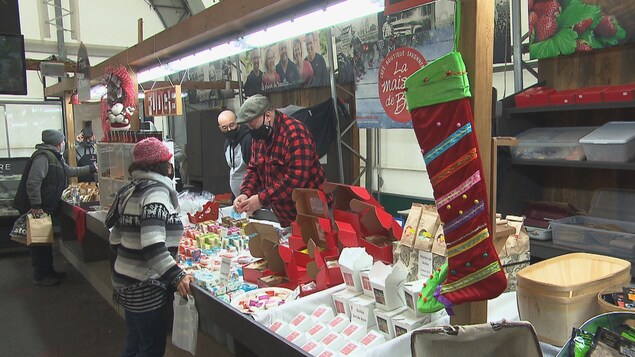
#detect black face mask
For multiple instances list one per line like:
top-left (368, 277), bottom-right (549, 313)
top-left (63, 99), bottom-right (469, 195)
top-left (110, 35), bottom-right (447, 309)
top-left (249, 115), bottom-right (271, 141)
top-left (223, 129), bottom-right (240, 140)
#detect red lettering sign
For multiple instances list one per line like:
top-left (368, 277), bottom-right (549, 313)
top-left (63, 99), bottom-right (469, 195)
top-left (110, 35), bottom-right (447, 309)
top-left (378, 47), bottom-right (426, 123)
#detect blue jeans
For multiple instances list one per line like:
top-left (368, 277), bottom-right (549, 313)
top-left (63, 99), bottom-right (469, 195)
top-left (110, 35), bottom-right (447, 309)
top-left (122, 305), bottom-right (168, 357)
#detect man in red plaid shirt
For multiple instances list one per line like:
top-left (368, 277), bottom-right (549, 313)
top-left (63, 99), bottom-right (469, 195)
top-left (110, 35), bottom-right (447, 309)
top-left (233, 94), bottom-right (326, 227)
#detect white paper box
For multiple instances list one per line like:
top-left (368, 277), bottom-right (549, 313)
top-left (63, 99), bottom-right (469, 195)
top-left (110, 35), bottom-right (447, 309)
top-left (375, 306), bottom-right (407, 340)
top-left (320, 332), bottom-right (349, 351)
top-left (359, 330), bottom-right (385, 348)
top-left (403, 279), bottom-right (425, 317)
top-left (269, 319), bottom-right (291, 336)
top-left (348, 295), bottom-right (377, 328)
top-left (311, 304), bottom-right (335, 323)
top-left (290, 312), bottom-right (314, 331)
top-left (392, 311), bottom-right (430, 338)
top-left (285, 330), bottom-right (307, 346)
top-left (339, 247), bottom-right (373, 292)
top-left (339, 341), bottom-right (365, 356)
top-left (301, 340), bottom-right (325, 356)
top-left (341, 322), bottom-right (366, 341)
top-left (332, 289), bottom-right (361, 317)
top-left (306, 322), bottom-right (329, 341)
top-left (369, 261), bottom-right (408, 311)
top-left (327, 313), bottom-right (350, 333)
top-left (359, 269), bottom-right (373, 297)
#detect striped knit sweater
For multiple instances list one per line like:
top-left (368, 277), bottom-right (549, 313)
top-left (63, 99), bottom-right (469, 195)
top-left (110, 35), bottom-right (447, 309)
top-left (109, 170), bottom-right (185, 312)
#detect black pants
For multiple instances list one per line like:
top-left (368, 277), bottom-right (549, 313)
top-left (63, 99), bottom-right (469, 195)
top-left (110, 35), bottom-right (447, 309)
top-left (30, 244), bottom-right (54, 280)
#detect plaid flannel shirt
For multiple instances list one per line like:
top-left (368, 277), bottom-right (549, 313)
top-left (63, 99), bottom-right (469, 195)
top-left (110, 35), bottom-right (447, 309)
top-left (241, 111), bottom-right (326, 227)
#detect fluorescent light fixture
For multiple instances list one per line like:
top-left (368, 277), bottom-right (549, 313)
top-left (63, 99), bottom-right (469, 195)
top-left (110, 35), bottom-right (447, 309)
top-left (136, 0), bottom-right (384, 82)
top-left (243, 0), bottom-right (384, 47)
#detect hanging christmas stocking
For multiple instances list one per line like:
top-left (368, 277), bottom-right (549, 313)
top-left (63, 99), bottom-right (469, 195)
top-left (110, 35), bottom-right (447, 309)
top-left (404, 0), bottom-right (506, 315)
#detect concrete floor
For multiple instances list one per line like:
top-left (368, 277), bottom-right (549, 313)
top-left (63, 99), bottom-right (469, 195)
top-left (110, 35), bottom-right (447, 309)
top-left (0, 243), bottom-right (234, 357)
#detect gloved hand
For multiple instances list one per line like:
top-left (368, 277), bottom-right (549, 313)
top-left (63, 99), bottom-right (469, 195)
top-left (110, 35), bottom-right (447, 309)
top-left (29, 208), bottom-right (44, 218)
top-left (90, 162), bottom-right (98, 173)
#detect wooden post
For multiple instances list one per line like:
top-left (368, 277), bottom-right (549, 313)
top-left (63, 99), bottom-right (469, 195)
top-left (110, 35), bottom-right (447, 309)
top-left (128, 67), bottom-right (140, 131)
top-left (138, 18), bottom-right (143, 44)
top-left (450, 0), bottom-right (495, 325)
top-left (64, 91), bottom-right (78, 183)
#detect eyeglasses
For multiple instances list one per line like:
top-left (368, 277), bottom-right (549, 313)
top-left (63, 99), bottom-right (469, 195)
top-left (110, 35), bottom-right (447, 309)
top-left (219, 122), bottom-right (238, 132)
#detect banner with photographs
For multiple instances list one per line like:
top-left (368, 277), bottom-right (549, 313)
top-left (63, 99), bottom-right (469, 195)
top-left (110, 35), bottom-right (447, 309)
top-left (239, 30), bottom-right (331, 97)
top-left (529, 0), bottom-right (635, 59)
top-left (336, 0), bottom-right (455, 128)
top-left (166, 59), bottom-right (235, 112)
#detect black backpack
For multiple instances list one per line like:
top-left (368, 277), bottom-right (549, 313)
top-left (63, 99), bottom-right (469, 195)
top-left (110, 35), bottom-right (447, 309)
top-left (77, 144), bottom-right (97, 182)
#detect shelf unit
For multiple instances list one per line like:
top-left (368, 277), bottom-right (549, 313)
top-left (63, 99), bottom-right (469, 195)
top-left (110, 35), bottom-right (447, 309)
top-left (96, 142), bottom-right (174, 209)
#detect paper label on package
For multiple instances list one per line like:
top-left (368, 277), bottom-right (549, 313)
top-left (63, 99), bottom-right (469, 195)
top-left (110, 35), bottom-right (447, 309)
top-left (328, 315), bottom-right (345, 328)
top-left (308, 324), bottom-right (325, 336)
top-left (334, 299), bottom-right (346, 314)
top-left (360, 332), bottom-right (379, 345)
top-left (361, 274), bottom-right (372, 292)
top-left (322, 333), bottom-right (338, 345)
top-left (343, 272), bottom-right (354, 287)
top-left (350, 303), bottom-right (371, 326)
top-left (220, 256), bottom-right (232, 282)
top-left (302, 341), bottom-right (318, 352)
top-left (418, 250), bottom-right (433, 280)
top-left (270, 321), bottom-right (283, 332)
top-left (340, 342), bottom-right (359, 355)
top-left (286, 331), bottom-right (300, 341)
top-left (342, 324), bottom-right (359, 336)
top-left (318, 351), bottom-right (335, 357)
top-left (395, 325), bottom-right (408, 337)
top-left (291, 314), bottom-right (307, 326)
top-left (312, 306), bottom-right (328, 318)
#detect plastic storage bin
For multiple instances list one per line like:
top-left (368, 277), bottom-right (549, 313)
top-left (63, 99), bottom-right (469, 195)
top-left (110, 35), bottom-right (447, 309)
top-left (516, 253), bottom-right (631, 346)
top-left (579, 121), bottom-right (635, 162)
top-left (511, 127), bottom-right (596, 160)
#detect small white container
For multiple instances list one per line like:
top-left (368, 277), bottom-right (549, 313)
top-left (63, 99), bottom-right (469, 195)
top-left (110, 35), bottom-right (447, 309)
top-left (580, 122), bottom-right (635, 162)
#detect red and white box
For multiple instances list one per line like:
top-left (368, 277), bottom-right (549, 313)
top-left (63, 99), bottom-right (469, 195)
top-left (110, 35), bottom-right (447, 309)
top-left (269, 319), bottom-right (291, 336)
top-left (311, 304), bottom-right (335, 323)
top-left (285, 330), bottom-right (307, 346)
top-left (359, 330), bottom-right (385, 349)
top-left (332, 289), bottom-right (361, 317)
top-left (339, 341), bottom-right (365, 356)
top-left (348, 294), bottom-right (377, 329)
top-left (339, 247), bottom-right (373, 293)
top-left (320, 332), bottom-right (349, 351)
top-left (289, 312), bottom-right (314, 332)
top-left (301, 340), bottom-right (325, 356)
top-left (375, 306), bottom-right (408, 340)
top-left (327, 313), bottom-right (350, 333)
top-left (306, 322), bottom-right (330, 341)
top-left (359, 269), bottom-right (374, 298)
top-left (341, 322), bottom-right (366, 341)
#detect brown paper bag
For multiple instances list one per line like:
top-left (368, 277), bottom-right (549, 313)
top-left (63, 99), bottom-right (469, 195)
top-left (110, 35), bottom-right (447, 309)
top-left (26, 214), bottom-right (54, 246)
top-left (413, 205), bottom-right (439, 252)
top-left (400, 203), bottom-right (424, 247)
top-left (499, 215), bottom-right (529, 259)
top-left (430, 224), bottom-right (447, 256)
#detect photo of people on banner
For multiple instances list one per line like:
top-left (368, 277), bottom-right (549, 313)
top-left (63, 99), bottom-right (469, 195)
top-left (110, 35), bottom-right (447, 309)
top-left (334, 0), bottom-right (456, 129)
top-left (240, 31), bottom-right (330, 96)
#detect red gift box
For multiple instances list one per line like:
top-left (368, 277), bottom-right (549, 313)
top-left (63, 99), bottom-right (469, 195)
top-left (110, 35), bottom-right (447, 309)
top-left (549, 89), bottom-right (578, 106)
top-left (336, 220), bottom-right (358, 247)
top-left (289, 234), bottom-right (306, 251)
top-left (575, 86), bottom-right (607, 104)
top-left (278, 245), bottom-right (312, 284)
top-left (531, 87), bottom-right (557, 107)
top-left (604, 84), bottom-right (635, 103)
top-left (243, 260), bottom-right (274, 284)
top-left (514, 86), bottom-right (553, 108)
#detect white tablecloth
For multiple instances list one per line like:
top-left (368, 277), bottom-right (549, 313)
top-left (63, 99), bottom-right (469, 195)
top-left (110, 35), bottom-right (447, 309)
top-left (252, 284), bottom-right (527, 357)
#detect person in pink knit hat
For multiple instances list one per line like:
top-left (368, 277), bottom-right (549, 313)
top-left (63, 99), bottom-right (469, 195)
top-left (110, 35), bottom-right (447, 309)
top-left (108, 137), bottom-right (194, 357)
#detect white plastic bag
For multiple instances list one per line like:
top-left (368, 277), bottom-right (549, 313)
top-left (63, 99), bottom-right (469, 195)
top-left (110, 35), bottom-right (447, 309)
top-left (172, 293), bottom-right (198, 355)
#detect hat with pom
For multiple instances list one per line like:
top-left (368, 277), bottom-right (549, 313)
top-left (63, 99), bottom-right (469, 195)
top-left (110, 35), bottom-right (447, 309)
top-left (132, 137), bottom-right (173, 165)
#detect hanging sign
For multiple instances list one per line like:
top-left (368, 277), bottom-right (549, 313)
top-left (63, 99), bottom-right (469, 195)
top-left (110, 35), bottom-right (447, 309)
top-left (143, 85), bottom-right (183, 116)
top-left (384, 0), bottom-right (435, 16)
top-left (378, 47), bottom-right (426, 123)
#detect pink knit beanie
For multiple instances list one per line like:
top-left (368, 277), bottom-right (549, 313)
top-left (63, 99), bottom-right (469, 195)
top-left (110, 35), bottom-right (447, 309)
top-left (132, 137), bottom-right (173, 165)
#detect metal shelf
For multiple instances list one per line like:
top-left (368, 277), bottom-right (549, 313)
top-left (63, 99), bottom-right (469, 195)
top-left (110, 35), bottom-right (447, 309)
top-left (511, 159), bottom-right (635, 170)
top-left (506, 102), bottom-right (635, 116)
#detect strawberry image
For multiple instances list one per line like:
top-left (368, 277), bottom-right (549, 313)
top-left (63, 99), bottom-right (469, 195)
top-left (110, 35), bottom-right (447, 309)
top-left (576, 39), bottom-right (593, 52)
top-left (529, 11), bottom-right (538, 36)
top-left (536, 15), bottom-right (558, 42)
top-left (573, 18), bottom-right (592, 35)
top-left (534, 0), bottom-right (561, 18)
top-left (594, 15), bottom-right (618, 38)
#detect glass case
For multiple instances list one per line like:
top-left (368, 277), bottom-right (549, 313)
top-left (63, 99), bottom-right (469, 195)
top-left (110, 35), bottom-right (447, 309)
top-left (0, 158), bottom-right (28, 217)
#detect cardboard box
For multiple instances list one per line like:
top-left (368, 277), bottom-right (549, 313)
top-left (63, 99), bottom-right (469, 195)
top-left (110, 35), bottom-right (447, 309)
top-left (336, 220), bottom-right (359, 248)
top-left (359, 269), bottom-right (373, 297)
top-left (293, 249), bottom-right (313, 268)
top-left (296, 214), bottom-right (337, 250)
top-left (575, 86), bottom-right (607, 104)
top-left (293, 188), bottom-right (330, 218)
top-left (246, 222), bottom-right (285, 274)
top-left (403, 279), bottom-right (425, 318)
top-left (306, 239), bottom-right (343, 290)
top-left (339, 247), bottom-right (373, 292)
top-left (349, 295), bottom-right (377, 329)
top-left (549, 89), bottom-right (578, 106)
top-left (323, 182), bottom-right (382, 243)
top-left (289, 234), bottom-right (306, 251)
top-left (369, 261), bottom-right (408, 311)
top-left (242, 259), bottom-right (273, 284)
top-left (375, 306), bottom-right (407, 340)
top-left (332, 289), bottom-right (362, 317)
top-left (360, 235), bottom-right (395, 264)
top-left (278, 245), bottom-right (311, 285)
top-left (604, 84), bottom-right (635, 102)
top-left (392, 311), bottom-right (430, 337)
top-left (257, 275), bottom-right (290, 288)
top-left (530, 87), bottom-right (557, 107)
top-left (513, 86), bottom-right (554, 107)
top-left (350, 199), bottom-right (403, 263)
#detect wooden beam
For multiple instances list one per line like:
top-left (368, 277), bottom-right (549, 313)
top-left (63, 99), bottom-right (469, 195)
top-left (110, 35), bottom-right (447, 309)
top-left (450, 0), bottom-right (495, 326)
top-left (64, 92), bottom-right (78, 183)
top-left (139, 80), bottom-right (240, 91)
top-left (44, 78), bottom-right (77, 98)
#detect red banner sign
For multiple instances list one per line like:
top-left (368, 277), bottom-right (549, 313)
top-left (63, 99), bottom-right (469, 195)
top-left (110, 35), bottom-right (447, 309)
top-left (384, 0), bottom-right (435, 16)
top-left (378, 47), bottom-right (426, 123)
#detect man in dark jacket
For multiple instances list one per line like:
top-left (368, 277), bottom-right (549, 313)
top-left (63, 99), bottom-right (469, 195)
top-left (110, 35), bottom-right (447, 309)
top-left (14, 129), bottom-right (97, 286)
top-left (218, 110), bottom-right (252, 198)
